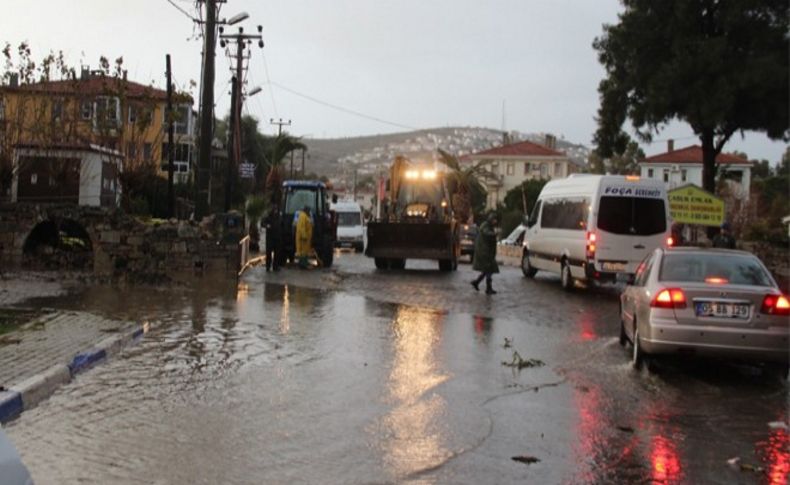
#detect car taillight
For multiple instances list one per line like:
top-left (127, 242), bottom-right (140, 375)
top-left (761, 294), bottom-right (790, 316)
top-left (586, 231), bottom-right (596, 260)
top-left (651, 288), bottom-right (687, 309)
top-left (666, 236), bottom-right (674, 247)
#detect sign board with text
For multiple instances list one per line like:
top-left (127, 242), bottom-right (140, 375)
top-left (668, 184), bottom-right (724, 227)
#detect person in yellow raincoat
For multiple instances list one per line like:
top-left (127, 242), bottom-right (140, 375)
top-left (294, 206), bottom-right (314, 268)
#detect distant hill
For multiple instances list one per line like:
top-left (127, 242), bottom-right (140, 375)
top-left (301, 126), bottom-right (590, 187)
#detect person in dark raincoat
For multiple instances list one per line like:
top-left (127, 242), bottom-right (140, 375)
top-left (263, 203), bottom-right (282, 271)
top-left (712, 221), bottom-right (736, 249)
top-left (471, 212), bottom-right (500, 294)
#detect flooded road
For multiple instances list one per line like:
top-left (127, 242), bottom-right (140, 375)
top-left (6, 254), bottom-right (788, 484)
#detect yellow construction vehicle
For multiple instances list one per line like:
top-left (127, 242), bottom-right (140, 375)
top-left (365, 156), bottom-right (459, 271)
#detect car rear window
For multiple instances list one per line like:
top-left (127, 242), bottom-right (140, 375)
top-left (659, 253), bottom-right (773, 286)
top-left (597, 196), bottom-right (666, 235)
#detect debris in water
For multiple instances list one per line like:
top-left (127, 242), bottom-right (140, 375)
top-left (616, 425), bottom-right (634, 433)
top-left (512, 455), bottom-right (540, 465)
top-left (768, 421), bottom-right (788, 430)
top-left (503, 337), bottom-right (512, 349)
top-left (502, 351), bottom-right (544, 370)
top-left (727, 457), bottom-right (740, 468)
top-left (727, 457), bottom-right (764, 473)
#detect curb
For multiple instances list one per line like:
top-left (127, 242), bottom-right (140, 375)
top-left (0, 323), bottom-right (148, 423)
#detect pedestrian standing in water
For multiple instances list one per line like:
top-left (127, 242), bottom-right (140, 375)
top-left (471, 212), bottom-right (500, 295)
top-left (295, 206), bottom-right (314, 269)
top-left (263, 203), bottom-right (282, 271)
top-left (712, 221), bottom-right (737, 249)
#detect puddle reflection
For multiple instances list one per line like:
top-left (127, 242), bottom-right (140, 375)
top-left (381, 306), bottom-right (451, 477)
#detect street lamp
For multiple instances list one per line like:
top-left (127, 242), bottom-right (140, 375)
top-left (226, 12), bottom-right (249, 25)
top-left (247, 86), bottom-right (262, 97)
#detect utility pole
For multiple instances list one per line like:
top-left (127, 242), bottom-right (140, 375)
top-left (224, 76), bottom-right (238, 212)
top-left (220, 25), bottom-right (263, 210)
top-left (196, 0), bottom-right (217, 219)
top-left (301, 148), bottom-right (306, 177)
top-left (269, 118), bottom-right (291, 178)
top-left (165, 54), bottom-right (175, 218)
top-left (290, 150), bottom-right (295, 178)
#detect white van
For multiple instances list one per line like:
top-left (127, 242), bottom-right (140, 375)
top-left (331, 200), bottom-right (365, 252)
top-left (521, 174), bottom-right (672, 290)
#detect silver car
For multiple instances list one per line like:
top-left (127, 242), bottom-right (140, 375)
top-left (619, 247), bottom-right (790, 376)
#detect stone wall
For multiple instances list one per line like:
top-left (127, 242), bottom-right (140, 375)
top-left (0, 204), bottom-right (243, 283)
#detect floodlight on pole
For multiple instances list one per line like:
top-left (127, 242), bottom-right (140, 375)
top-left (247, 86), bottom-right (262, 97)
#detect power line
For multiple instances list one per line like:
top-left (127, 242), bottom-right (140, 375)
top-left (260, 53), bottom-right (279, 119)
top-left (268, 80), bottom-right (418, 131)
top-left (164, 0), bottom-right (199, 22)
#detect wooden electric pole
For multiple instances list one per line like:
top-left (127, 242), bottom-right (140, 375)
top-left (165, 54), bottom-right (175, 218)
top-left (196, 0), bottom-right (217, 219)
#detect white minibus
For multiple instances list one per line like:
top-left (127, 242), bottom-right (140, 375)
top-left (521, 174), bottom-right (672, 290)
top-left (332, 200), bottom-right (365, 252)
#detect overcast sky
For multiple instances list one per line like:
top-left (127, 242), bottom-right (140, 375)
top-left (3, 0), bottom-right (786, 162)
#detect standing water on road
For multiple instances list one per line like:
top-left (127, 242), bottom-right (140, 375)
top-left (5, 257), bottom-right (788, 484)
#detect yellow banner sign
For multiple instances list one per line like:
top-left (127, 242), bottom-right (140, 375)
top-left (668, 184), bottom-right (724, 227)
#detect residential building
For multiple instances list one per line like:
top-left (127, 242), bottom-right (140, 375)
top-left (0, 69), bottom-right (195, 194)
top-left (639, 141), bottom-right (752, 198)
top-left (11, 143), bottom-right (123, 207)
top-left (462, 135), bottom-right (579, 208)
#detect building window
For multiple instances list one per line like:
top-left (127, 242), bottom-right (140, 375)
top-left (50, 100), bottom-right (64, 123)
top-left (490, 162), bottom-right (499, 175)
top-left (80, 100), bottom-right (92, 120)
top-left (506, 162), bottom-right (514, 176)
top-left (531, 162), bottom-right (539, 172)
top-left (161, 143), bottom-right (191, 163)
top-left (681, 169), bottom-right (687, 182)
top-left (127, 143), bottom-right (137, 159)
top-left (143, 143), bottom-right (152, 161)
top-left (554, 163), bottom-right (562, 176)
top-left (94, 96), bottom-right (120, 128)
top-left (647, 168), bottom-right (654, 178)
top-left (663, 169), bottom-right (669, 183)
top-left (128, 105), bottom-right (137, 124)
top-left (540, 163), bottom-right (548, 178)
top-left (523, 162), bottom-right (530, 175)
top-left (30, 173), bottom-right (38, 185)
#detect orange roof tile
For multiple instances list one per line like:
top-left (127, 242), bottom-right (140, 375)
top-left (471, 140), bottom-right (564, 158)
top-left (3, 77), bottom-right (191, 103)
top-left (643, 145), bottom-right (748, 165)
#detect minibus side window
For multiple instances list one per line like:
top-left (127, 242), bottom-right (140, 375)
top-left (527, 200), bottom-right (542, 227)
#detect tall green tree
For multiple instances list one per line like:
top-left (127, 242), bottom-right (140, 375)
top-left (593, 0), bottom-right (788, 194)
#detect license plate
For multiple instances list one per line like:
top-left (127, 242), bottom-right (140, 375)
top-left (602, 262), bottom-right (626, 271)
top-left (461, 238), bottom-right (473, 245)
top-left (695, 302), bottom-right (749, 319)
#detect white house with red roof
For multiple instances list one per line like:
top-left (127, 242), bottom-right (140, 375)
top-left (463, 135), bottom-right (578, 208)
top-left (639, 141), bottom-right (752, 199)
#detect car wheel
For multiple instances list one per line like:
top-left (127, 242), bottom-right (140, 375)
top-left (619, 318), bottom-right (627, 347)
top-left (521, 250), bottom-right (537, 278)
top-left (560, 260), bottom-right (573, 291)
top-left (632, 326), bottom-right (649, 370)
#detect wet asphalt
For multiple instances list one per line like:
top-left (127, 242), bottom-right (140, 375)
top-left (5, 253), bottom-right (789, 484)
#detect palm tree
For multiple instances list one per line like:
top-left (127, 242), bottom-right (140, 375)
top-left (265, 133), bottom-right (307, 204)
top-left (437, 148), bottom-right (495, 223)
